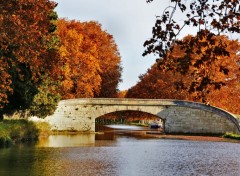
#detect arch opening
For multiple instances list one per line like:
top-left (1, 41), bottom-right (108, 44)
top-left (95, 110), bottom-right (165, 133)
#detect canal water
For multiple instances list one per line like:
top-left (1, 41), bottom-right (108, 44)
top-left (1, 125), bottom-right (240, 176)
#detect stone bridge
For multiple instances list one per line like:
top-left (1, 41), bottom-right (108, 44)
top-left (45, 98), bottom-right (240, 134)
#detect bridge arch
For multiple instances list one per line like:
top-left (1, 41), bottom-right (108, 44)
top-left (45, 98), bottom-right (240, 134)
top-left (95, 110), bottom-right (165, 130)
top-left (96, 109), bottom-right (164, 123)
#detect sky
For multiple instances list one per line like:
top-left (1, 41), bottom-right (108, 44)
top-left (52, 0), bottom-right (173, 90)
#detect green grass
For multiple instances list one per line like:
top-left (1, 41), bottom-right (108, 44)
top-left (128, 122), bottom-right (149, 127)
top-left (0, 119), bottom-right (39, 147)
top-left (34, 121), bottom-right (51, 137)
top-left (223, 132), bottom-right (240, 140)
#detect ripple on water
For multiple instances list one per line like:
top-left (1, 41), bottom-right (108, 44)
top-left (1, 132), bottom-right (240, 176)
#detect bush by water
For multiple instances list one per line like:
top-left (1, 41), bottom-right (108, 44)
top-left (0, 119), bottom-right (39, 147)
top-left (223, 132), bottom-right (240, 140)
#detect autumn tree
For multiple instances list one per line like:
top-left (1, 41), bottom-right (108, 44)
top-left (126, 63), bottom-right (187, 100)
top-left (117, 90), bottom-right (128, 98)
top-left (207, 84), bottom-right (240, 114)
top-left (144, 0), bottom-right (240, 103)
top-left (81, 22), bottom-right (122, 98)
top-left (0, 0), bottom-right (59, 119)
top-left (28, 75), bottom-right (60, 118)
top-left (163, 35), bottom-right (240, 103)
top-left (129, 35), bottom-right (240, 114)
top-left (55, 19), bottom-right (102, 99)
top-left (96, 110), bottom-right (159, 125)
top-left (55, 19), bottom-right (122, 99)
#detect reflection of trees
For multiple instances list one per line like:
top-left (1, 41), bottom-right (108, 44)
top-left (0, 146), bottom-right (36, 175)
top-left (0, 146), bottom-right (63, 175)
top-left (36, 135), bottom-right (95, 147)
top-left (32, 147), bottom-right (117, 176)
top-left (32, 147), bottom-right (65, 175)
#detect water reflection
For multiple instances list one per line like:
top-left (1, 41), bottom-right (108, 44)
top-left (105, 124), bottom-right (147, 130)
top-left (0, 146), bottom-right (35, 176)
top-left (1, 125), bottom-right (240, 176)
top-left (37, 134), bottom-right (95, 147)
top-left (37, 125), bottom-right (153, 147)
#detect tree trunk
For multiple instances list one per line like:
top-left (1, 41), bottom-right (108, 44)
top-left (0, 113), bottom-right (3, 121)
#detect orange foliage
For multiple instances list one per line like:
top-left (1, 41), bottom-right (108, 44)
top-left (117, 90), bottom-right (128, 98)
top-left (126, 64), bottom-right (187, 99)
top-left (55, 19), bottom-right (101, 98)
top-left (97, 110), bottom-right (159, 122)
top-left (0, 61), bottom-right (12, 108)
top-left (128, 35), bottom-right (240, 114)
top-left (55, 19), bottom-right (121, 99)
top-left (82, 22), bottom-right (122, 98)
top-left (0, 0), bottom-right (57, 107)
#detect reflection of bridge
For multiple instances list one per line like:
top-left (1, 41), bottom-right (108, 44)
top-left (45, 98), bottom-right (240, 134)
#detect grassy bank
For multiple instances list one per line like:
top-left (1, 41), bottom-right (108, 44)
top-left (128, 122), bottom-right (149, 127)
top-left (223, 132), bottom-right (240, 140)
top-left (34, 121), bottom-right (51, 137)
top-left (0, 119), bottom-right (39, 147)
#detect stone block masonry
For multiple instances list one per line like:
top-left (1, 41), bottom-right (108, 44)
top-left (45, 98), bottom-right (240, 134)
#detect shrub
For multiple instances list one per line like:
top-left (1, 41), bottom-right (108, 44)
top-left (223, 132), bottom-right (240, 140)
top-left (0, 119), bottom-right (39, 147)
top-left (34, 121), bottom-right (51, 137)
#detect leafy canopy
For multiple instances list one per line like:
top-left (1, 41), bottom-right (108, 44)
top-left (143, 0), bottom-right (240, 102)
top-left (144, 0), bottom-right (240, 57)
top-left (55, 19), bottom-right (122, 99)
top-left (129, 35), bottom-right (240, 113)
top-left (0, 0), bottom-right (59, 118)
